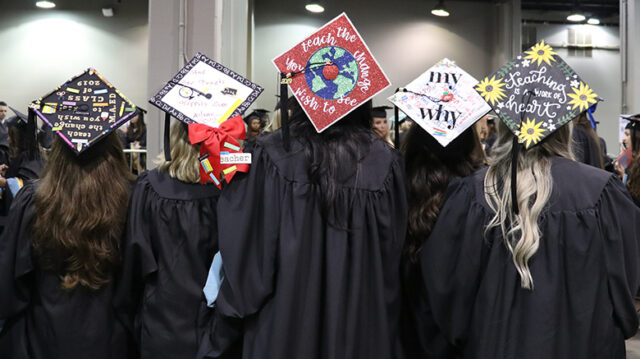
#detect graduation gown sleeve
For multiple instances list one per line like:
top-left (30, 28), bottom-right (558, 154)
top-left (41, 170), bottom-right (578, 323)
top-left (198, 143), bottom-right (280, 359)
top-left (419, 178), bottom-right (492, 356)
top-left (0, 184), bottom-right (36, 319)
top-left (215, 143), bottom-right (280, 319)
top-left (597, 176), bottom-right (640, 338)
top-left (113, 173), bottom-right (159, 333)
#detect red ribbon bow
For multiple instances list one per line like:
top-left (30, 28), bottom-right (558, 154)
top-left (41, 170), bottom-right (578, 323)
top-left (188, 115), bottom-right (249, 188)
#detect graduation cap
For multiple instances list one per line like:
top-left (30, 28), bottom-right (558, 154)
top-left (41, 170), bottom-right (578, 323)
top-left (389, 58), bottom-right (491, 147)
top-left (243, 109), bottom-right (270, 125)
top-left (150, 52), bottom-right (264, 188)
top-left (476, 40), bottom-right (600, 149)
top-left (150, 52), bottom-right (263, 129)
top-left (272, 12), bottom-right (391, 150)
top-left (477, 40), bottom-right (600, 213)
top-left (372, 105), bottom-right (393, 118)
top-left (32, 68), bottom-right (137, 154)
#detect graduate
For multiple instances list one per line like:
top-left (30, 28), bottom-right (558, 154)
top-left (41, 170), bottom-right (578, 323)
top-left (419, 42), bottom-right (640, 358)
top-left (114, 52), bottom-right (260, 359)
top-left (387, 58), bottom-right (489, 358)
top-left (371, 105), bottom-right (393, 146)
top-left (0, 107), bottom-right (45, 230)
top-left (0, 69), bottom-right (137, 359)
top-left (198, 13), bottom-right (407, 359)
top-left (617, 115), bottom-right (640, 206)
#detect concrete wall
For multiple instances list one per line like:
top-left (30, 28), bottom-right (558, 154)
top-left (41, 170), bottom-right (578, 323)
top-left (146, 0), bottom-right (249, 165)
top-left (0, 6), bottom-right (148, 114)
top-left (622, 0), bottom-right (640, 117)
top-left (252, 0), bottom-right (519, 112)
top-left (529, 23), bottom-right (621, 152)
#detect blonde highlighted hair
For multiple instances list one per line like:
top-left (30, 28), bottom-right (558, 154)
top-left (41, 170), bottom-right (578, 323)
top-left (155, 121), bottom-right (201, 183)
top-left (484, 120), bottom-right (574, 289)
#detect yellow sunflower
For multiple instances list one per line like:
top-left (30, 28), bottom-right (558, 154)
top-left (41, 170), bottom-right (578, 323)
top-left (476, 76), bottom-right (506, 106)
top-left (567, 82), bottom-right (598, 112)
top-left (518, 118), bottom-right (547, 149)
top-left (524, 40), bottom-right (557, 66)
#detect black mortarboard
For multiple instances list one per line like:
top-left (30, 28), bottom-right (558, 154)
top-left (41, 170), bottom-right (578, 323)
top-left (243, 110), bottom-right (266, 125)
top-left (32, 68), bottom-right (137, 154)
top-left (372, 105), bottom-right (393, 118)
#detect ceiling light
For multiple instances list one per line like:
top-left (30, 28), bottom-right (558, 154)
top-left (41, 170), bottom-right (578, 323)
top-left (305, 2), bottom-right (325, 13)
top-left (102, 8), bottom-right (114, 17)
top-left (431, 1), bottom-right (450, 17)
top-left (587, 18), bottom-right (600, 25)
top-left (35, 1), bottom-right (56, 8)
top-left (567, 13), bottom-right (586, 22)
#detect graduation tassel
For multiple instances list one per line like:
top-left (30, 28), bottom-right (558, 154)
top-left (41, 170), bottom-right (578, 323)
top-left (26, 107), bottom-right (39, 160)
top-left (511, 91), bottom-right (535, 216)
top-left (164, 112), bottom-right (171, 161)
top-left (511, 136), bottom-right (520, 215)
top-left (280, 72), bottom-right (291, 152)
top-left (394, 88), bottom-right (400, 149)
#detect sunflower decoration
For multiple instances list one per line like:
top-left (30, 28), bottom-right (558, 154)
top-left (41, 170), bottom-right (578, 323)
top-left (518, 118), bottom-right (547, 149)
top-left (476, 76), bottom-right (506, 106)
top-left (567, 82), bottom-right (598, 112)
top-left (524, 40), bottom-right (558, 66)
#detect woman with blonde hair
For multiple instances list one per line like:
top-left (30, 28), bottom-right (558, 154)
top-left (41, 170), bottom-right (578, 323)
top-left (419, 49), bottom-right (640, 357)
top-left (115, 121), bottom-right (222, 359)
top-left (418, 114), bottom-right (640, 358)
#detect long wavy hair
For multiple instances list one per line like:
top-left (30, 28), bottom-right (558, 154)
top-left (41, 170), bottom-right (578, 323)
top-left (289, 100), bottom-right (377, 222)
top-left (403, 124), bottom-right (484, 263)
top-left (32, 133), bottom-right (134, 291)
top-left (484, 120), bottom-right (573, 289)
top-left (626, 123), bottom-right (640, 200)
top-left (155, 121), bottom-right (201, 183)
top-left (573, 112), bottom-right (604, 168)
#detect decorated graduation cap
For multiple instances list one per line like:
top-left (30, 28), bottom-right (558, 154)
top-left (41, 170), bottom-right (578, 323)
top-left (476, 40), bottom-right (600, 213)
top-left (476, 40), bottom-right (600, 149)
top-left (32, 68), bottom-right (138, 154)
top-left (372, 105), bottom-right (392, 118)
top-left (272, 12), bottom-right (391, 150)
top-left (150, 52), bottom-right (264, 188)
top-left (389, 58), bottom-right (491, 147)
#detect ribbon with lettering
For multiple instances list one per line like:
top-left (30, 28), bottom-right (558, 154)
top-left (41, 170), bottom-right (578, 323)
top-left (188, 115), bottom-right (249, 188)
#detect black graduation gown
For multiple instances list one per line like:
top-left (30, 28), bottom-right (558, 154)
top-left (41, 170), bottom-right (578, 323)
top-left (418, 157), bottom-right (640, 359)
top-left (0, 185), bottom-right (133, 359)
top-left (114, 169), bottom-right (221, 359)
top-left (199, 131), bottom-right (408, 359)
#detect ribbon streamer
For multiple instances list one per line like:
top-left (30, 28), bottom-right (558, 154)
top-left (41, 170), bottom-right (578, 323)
top-left (188, 115), bottom-right (249, 188)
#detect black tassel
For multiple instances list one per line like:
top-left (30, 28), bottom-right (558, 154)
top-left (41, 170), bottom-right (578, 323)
top-left (164, 112), bottom-right (171, 161)
top-left (280, 73), bottom-right (291, 152)
top-left (511, 136), bottom-right (520, 215)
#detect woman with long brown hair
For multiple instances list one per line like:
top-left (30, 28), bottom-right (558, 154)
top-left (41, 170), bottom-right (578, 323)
top-left (401, 115), bottom-right (484, 358)
top-left (617, 117), bottom-right (640, 206)
top-left (0, 131), bottom-right (135, 359)
top-left (572, 111), bottom-right (604, 169)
